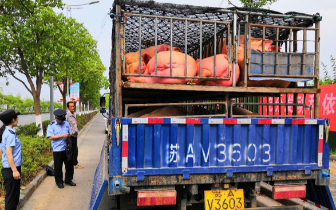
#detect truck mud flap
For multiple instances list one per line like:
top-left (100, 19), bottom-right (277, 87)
top-left (89, 140), bottom-right (109, 210)
top-left (306, 179), bottom-right (336, 210)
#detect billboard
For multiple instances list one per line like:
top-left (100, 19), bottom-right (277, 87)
top-left (70, 82), bottom-right (80, 102)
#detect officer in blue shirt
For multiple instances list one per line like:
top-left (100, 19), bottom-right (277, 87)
top-left (47, 109), bottom-right (76, 189)
top-left (0, 109), bottom-right (22, 210)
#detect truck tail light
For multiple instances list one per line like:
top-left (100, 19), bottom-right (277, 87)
top-left (273, 185), bottom-right (306, 199)
top-left (137, 190), bottom-right (176, 206)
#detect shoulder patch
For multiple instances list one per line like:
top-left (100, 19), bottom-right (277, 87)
top-left (9, 130), bottom-right (15, 134)
top-left (50, 121), bottom-right (55, 125)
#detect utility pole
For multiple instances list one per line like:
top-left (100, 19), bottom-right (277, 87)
top-left (64, 1), bottom-right (100, 114)
top-left (49, 76), bottom-right (54, 120)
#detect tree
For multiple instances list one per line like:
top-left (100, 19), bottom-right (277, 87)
top-left (45, 16), bottom-right (102, 110)
top-left (77, 54), bottom-right (108, 109)
top-left (231, 0), bottom-right (278, 8)
top-left (319, 55), bottom-right (336, 85)
top-left (0, 1), bottom-right (100, 135)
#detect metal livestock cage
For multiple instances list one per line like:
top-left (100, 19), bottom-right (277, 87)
top-left (109, 0), bottom-right (322, 120)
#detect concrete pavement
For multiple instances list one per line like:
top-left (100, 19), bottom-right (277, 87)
top-left (20, 114), bottom-right (106, 210)
top-left (329, 161), bottom-right (336, 203)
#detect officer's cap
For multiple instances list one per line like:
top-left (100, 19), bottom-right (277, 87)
top-left (54, 109), bottom-right (66, 121)
top-left (0, 109), bottom-right (21, 122)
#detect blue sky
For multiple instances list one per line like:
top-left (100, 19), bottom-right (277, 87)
top-left (1, 0), bottom-right (335, 100)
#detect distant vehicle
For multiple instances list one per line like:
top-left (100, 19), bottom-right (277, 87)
top-left (104, 111), bottom-right (109, 134)
top-left (99, 93), bottom-right (109, 134)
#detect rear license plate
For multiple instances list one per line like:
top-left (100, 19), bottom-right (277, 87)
top-left (204, 189), bottom-right (244, 210)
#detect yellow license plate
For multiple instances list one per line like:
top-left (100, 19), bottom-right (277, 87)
top-left (204, 189), bottom-right (244, 210)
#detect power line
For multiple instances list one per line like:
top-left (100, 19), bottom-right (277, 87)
top-left (219, 0), bottom-right (225, 7)
top-left (96, 13), bottom-right (110, 39)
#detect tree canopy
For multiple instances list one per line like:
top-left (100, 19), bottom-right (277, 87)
top-left (234, 0), bottom-right (278, 8)
top-left (320, 56), bottom-right (336, 85)
top-left (0, 0), bottom-right (107, 134)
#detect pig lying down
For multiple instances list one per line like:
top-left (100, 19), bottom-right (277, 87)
top-left (195, 54), bottom-right (240, 86)
top-left (126, 52), bottom-right (240, 86)
top-left (127, 106), bottom-right (186, 117)
top-left (127, 51), bottom-right (197, 84)
top-left (124, 44), bottom-right (182, 74)
top-left (125, 37), bottom-right (289, 87)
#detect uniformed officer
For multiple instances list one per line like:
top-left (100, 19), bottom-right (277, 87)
top-left (0, 109), bottom-right (22, 210)
top-left (47, 109), bottom-right (76, 189)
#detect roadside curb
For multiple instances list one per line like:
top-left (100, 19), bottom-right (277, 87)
top-left (18, 112), bottom-right (99, 209)
top-left (331, 155), bottom-right (336, 161)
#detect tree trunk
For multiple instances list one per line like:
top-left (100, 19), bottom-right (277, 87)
top-left (62, 77), bottom-right (67, 110)
top-left (78, 97), bottom-right (81, 112)
top-left (33, 94), bottom-right (43, 136)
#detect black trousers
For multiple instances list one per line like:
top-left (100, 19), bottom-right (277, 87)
top-left (71, 136), bottom-right (78, 165)
top-left (1, 166), bottom-right (21, 210)
top-left (53, 151), bottom-right (74, 184)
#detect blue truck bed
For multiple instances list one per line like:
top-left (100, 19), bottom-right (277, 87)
top-left (110, 118), bottom-right (329, 181)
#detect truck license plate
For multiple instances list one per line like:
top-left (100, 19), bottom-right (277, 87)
top-left (204, 189), bottom-right (244, 210)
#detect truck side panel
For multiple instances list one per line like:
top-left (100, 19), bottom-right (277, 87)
top-left (110, 118), bottom-right (328, 178)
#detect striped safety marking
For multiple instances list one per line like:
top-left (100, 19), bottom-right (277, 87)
top-left (300, 198), bottom-right (329, 210)
top-left (237, 119), bottom-right (251, 124)
top-left (318, 125), bottom-right (324, 167)
top-left (292, 119), bottom-right (318, 124)
top-left (132, 118), bottom-right (164, 124)
top-left (171, 118), bottom-right (201, 124)
top-left (132, 118), bottom-right (148, 124)
top-left (129, 118), bottom-right (319, 125)
top-left (122, 125), bottom-right (128, 173)
top-left (209, 119), bottom-right (226, 124)
top-left (258, 119), bottom-right (285, 124)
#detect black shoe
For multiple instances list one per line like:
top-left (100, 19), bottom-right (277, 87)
top-left (65, 181), bottom-right (76, 186)
top-left (57, 183), bottom-right (64, 189)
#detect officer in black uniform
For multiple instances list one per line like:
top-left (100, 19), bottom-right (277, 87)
top-left (46, 109), bottom-right (76, 189)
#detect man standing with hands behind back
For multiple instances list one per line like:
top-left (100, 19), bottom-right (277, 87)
top-left (66, 102), bottom-right (83, 169)
top-left (47, 109), bottom-right (76, 189)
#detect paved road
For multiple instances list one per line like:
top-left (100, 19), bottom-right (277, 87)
top-left (21, 114), bottom-right (106, 210)
top-left (18, 111), bottom-right (95, 126)
top-left (329, 161), bottom-right (336, 203)
top-left (18, 113), bottom-right (51, 126)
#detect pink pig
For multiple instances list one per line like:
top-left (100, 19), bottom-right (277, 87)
top-left (141, 44), bottom-right (181, 57)
top-left (124, 52), bottom-right (152, 74)
top-left (127, 51), bottom-right (197, 84)
top-left (195, 54), bottom-right (240, 86)
top-left (124, 44), bottom-right (182, 75)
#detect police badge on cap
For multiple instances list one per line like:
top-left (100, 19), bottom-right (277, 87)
top-left (54, 109), bottom-right (67, 121)
top-left (0, 109), bottom-right (21, 123)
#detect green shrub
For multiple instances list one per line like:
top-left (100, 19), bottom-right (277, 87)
top-left (16, 123), bottom-right (41, 136)
top-left (0, 135), bottom-right (52, 190)
top-left (42, 120), bottom-right (51, 136)
top-left (76, 111), bottom-right (98, 130)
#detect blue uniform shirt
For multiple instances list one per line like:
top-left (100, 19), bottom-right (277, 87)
top-left (47, 120), bottom-right (72, 152)
top-left (1, 126), bottom-right (22, 168)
